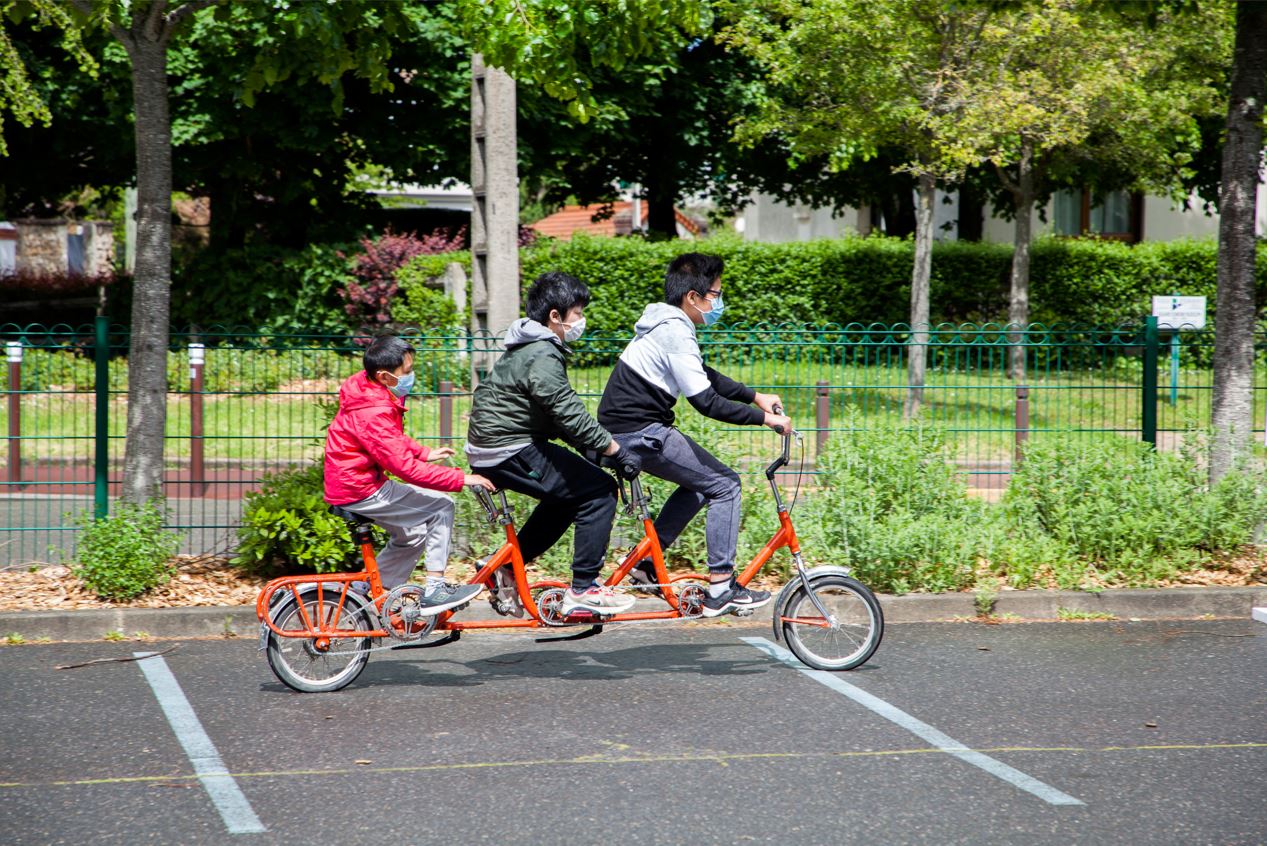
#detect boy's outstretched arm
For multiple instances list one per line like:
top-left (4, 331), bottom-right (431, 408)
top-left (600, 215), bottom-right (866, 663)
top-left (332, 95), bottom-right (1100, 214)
top-left (354, 411), bottom-right (467, 492)
top-left (525, 354), bottom-right (614, 454)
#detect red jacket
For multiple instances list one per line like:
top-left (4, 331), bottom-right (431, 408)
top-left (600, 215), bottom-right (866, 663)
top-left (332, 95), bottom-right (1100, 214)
top-left (324, 371), bottom-right (465, 504)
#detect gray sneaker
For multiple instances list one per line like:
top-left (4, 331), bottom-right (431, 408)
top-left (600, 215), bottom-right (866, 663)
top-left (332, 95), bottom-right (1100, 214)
top-left (417, 582), bottom-right (483, 616)
top-left (701, 579), bottom-right (771, 618)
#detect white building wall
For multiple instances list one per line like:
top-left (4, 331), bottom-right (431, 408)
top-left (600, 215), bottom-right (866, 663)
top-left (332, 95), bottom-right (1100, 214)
top-left (745, 183), bottom-right (1267, 244)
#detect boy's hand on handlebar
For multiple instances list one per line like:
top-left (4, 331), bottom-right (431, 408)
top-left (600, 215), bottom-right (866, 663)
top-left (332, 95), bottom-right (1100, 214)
top-left (426, 446), bottom-right (457, 462)
top-left (764, 411), bottom-right (792, 434)
top-left (610, 446), bottom-right (641, 480)
top-left (464, 473), bottom-right (497, 491)
top-left (754, 392), bottom-right (784, 415)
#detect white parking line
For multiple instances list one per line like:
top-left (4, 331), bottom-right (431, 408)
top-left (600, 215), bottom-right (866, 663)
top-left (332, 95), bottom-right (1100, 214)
top-left (740, 637), bottom-right (1085, 807)
top-left (1252, 607), bottom-right (1266, 625)
top-left (134, 652), bottom-right (266, 834)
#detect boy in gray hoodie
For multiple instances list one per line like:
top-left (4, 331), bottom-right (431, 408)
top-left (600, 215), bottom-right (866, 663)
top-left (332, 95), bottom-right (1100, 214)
top-left (465, 272), bottom-right (640, 616)
top-left (596, 253), bottom-right (790, 617)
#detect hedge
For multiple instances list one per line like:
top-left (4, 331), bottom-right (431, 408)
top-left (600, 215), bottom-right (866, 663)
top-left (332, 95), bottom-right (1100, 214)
top-left (515, 234), bottom-right (1267, 337)
top-left (165, 233), bottom-right (1266, 338)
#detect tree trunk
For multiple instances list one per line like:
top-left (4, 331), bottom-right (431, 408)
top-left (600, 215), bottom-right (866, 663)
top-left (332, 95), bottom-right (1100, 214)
top-left (881, 184), bottom-right (917, 239)
top-left (120, 25), bottom-right (173, 504)
top-left (905, 173), bottom-right (936, 418)
top-left (1211, 0), bottom-right (1267, 483)
top-left (643, 167), bottom-right (678, 238)
top-left (1008, 139), bottom-right (1035, 382)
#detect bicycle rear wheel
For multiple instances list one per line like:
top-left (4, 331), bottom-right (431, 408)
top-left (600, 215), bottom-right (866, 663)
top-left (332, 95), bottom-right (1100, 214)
top-left (780, 574), bottom-right (883, 671)
top-left (266, 587), bottom-right (374, 693)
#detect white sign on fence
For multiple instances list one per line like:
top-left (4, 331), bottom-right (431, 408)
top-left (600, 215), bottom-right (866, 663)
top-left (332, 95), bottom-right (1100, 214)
top-left (1152, 295), bottom-right (1207, 330)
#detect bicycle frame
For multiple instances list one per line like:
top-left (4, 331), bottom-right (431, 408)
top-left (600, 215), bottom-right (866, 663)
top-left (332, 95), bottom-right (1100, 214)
top-left (256, 423), bottom-right (822, 639)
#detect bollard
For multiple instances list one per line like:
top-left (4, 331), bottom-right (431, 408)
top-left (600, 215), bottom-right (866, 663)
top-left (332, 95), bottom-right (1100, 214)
top-left (439, 380), bottom-right (453, 445)
top-left (1014, 385), bottom-right (1029, 465)
top-left (815, 380), bottom-right (830, 456)
top-left (6, 341), bottom-right (21, 488)
top-left (1141, 316), bottom-right (1159, 447)
top-left (189, 343), bottom-right (206, 496)
top-left (94, 317), bottom-right (108, 518)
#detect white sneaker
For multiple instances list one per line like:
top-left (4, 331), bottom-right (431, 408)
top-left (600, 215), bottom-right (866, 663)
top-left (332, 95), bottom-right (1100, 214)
top-left (561, 584), bottom-right (635, 615)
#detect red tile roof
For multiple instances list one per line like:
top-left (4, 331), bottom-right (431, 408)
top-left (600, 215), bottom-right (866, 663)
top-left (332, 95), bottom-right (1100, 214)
top-left (529, 201), bottom-right (700, 240)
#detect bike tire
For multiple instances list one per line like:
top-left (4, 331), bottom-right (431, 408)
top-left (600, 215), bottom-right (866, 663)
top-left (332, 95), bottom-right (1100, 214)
top-left (265, 587), bottom-right (373, 693)
top-left (780, 574), bottom-right (883, 671)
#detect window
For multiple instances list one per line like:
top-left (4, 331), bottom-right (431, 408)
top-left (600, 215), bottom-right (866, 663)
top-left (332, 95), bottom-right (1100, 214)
top-left (1052, 189), bottom-right (1142, 242)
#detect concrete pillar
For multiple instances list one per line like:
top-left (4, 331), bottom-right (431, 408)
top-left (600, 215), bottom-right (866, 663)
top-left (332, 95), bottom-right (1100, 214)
top-left (470, 54), bottom-right (520, 351)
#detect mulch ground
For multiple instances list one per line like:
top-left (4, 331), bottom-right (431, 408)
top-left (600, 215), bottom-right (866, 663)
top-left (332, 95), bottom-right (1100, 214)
top-left (0, 554), bottom-right (1261, 614)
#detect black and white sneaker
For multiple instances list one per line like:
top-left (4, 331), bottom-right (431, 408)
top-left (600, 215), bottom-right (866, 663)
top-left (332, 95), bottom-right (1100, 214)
top-left (626, 560), bottom-right (663, 598)
top-left (416, 582), bottom-right (484, 616)
top-left (701, 579), bottom-right (772, 618)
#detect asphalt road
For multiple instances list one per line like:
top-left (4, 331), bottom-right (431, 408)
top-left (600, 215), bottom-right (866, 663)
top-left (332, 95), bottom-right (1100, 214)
top-left (1, 619), bottom-right (1264, 845)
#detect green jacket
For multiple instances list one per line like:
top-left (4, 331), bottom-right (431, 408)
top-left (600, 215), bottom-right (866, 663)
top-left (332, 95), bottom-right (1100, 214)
top-left (466, 318), bottom-right (611, 452)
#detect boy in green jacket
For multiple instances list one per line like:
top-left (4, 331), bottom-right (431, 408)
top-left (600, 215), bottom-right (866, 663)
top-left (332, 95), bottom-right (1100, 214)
top-left (465, 272), bottom-right (641, 616)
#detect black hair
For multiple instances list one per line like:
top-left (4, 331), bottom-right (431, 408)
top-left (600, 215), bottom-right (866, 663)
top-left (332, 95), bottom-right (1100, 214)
top-left (363, 335), bottom-right (416, 376)
top-left (526, 271), bottom-right (591, 326)
top-left (664, 253), bottom-right (724, 306)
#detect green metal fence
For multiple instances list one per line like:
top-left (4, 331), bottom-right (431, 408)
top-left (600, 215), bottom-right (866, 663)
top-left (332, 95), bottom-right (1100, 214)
top-left (2, 318), bottom-right (1263, 565)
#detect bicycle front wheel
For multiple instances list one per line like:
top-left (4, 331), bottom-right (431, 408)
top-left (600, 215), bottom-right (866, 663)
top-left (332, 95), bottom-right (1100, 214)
top-left (266, 588), bottom-right (374, 693)
top-left (780, 574), bottom-right (883, 671)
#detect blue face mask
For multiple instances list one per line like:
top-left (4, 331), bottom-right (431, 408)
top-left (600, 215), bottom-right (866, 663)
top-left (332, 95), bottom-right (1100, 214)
top-left (388, 371), bottom-right (415, 398)
top-left (700, 294), bottom-right (725, 327)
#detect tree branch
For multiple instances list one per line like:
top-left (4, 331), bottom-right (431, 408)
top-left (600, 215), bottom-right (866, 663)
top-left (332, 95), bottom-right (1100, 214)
top-left (144, 0), bottom-right (169, 43)
top-left (164, 0), bottom-right (217, 35)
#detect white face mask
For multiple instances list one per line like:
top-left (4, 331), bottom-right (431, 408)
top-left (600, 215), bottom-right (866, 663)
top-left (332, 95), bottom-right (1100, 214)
top-left (559, 315), bottom-right (586, 342)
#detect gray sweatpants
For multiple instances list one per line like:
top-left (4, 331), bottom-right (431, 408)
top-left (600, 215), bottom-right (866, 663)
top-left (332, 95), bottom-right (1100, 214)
top-left (339, 479), bottom-right (455, 588)
top-left (613, 422), bottom-right (742, 572)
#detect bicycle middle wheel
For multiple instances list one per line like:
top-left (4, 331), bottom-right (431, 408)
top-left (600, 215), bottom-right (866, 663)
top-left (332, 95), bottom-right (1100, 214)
top-left (780, 574), bottom-right (883, 671)
top-left (266, 587), bottom-right (374, 693)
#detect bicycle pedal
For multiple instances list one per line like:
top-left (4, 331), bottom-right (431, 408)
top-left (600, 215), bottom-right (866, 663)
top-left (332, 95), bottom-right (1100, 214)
top-left (732, 608), bottom-right (755, 618)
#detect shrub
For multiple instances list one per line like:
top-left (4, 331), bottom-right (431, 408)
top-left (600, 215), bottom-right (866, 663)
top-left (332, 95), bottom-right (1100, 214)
top-left (72, 502), bottom-right (179, 601)
top-left (394, 252), bottom-right (466, 331)
top-left (233, 462), bottom-right (386, 577)
top-left (519, 234), bottom-right (1267, 337)
top-left (794, 415), bottom-right (989, 593)
top-left (339, 227), bottom-right (465, 336)
top-left (171, 243), bottom-right (353, 334)
top-left (1001, 434), bottom-right (1267, 586)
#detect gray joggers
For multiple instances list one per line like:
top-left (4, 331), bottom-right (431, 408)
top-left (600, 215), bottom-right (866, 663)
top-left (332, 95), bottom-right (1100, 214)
top-left (336, 478), bottom-right (454, 588)
top-left (613, 422), bottom-right (742, 572)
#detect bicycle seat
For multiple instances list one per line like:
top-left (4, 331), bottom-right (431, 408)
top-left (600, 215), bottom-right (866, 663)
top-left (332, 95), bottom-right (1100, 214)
top-left (329, 505), bottom-right (372, 526)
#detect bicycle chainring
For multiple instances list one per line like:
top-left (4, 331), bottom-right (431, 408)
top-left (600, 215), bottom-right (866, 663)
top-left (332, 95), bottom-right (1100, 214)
top-left (378, 584), bottom-right (438, 641)
top-left (536, 588), bottom-right (568, 627)
top-left (677, 583), bottom-right (706, 619)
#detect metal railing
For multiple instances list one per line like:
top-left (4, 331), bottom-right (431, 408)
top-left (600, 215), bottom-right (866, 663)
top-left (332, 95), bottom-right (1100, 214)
top-left (1, 318), bottom-right (1262, 564)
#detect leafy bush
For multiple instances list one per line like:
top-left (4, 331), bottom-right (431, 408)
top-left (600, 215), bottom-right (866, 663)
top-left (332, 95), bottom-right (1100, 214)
top-left (795, 415), bottom-right (987, 593)
top-left (394, 251), bottom-right (466, 331)
top-left (339, 228), bottom-right (465, 336)
top-left (520, 234), bottom-right (1267, 337)
top-left (172, 243), bottom-right (354, 334)
top-left (233, 462), bottom-right (386, 577)
top-left (72, 502), bottom-right (179, 601)
top-left (1002, 434), bottom-right (1267, 586)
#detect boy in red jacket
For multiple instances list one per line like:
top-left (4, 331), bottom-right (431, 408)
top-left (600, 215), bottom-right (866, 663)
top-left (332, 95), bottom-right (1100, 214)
top-left (325, 336), bottom-right (494, 614)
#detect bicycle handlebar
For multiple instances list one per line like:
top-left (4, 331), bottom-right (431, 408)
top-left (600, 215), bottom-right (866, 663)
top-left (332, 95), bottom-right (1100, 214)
top-left (765, 403), bottom-right (794, 480)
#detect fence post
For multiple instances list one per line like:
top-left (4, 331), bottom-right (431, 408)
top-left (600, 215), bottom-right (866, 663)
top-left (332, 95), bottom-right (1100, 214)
top-left (6, 341), bottom-right (21, 488)
top-left (439, 379), bottom-right (453, 445)
top-left (1142, 315), bottom-right (1159, 447)
top-left (94, 316), bottom-right (109, 519)
top-left (815, 380), bottom-right (830, 456)
top-left (189, 342), bottom-right (205, 496)
top-left (1014, 385), bottom-right (1029, 464)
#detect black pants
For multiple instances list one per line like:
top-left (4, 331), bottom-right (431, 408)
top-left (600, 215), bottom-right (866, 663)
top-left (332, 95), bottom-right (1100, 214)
top-left (478, 441), bottom-right (617, 590)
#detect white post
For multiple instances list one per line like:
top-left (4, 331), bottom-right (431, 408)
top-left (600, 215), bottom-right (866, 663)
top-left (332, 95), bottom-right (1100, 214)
top-left (471, 54), bottom-right (520, 353)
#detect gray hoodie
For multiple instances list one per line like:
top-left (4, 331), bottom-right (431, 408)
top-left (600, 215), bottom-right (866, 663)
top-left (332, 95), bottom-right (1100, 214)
top-left (596, 303), bottom-right (762, 433)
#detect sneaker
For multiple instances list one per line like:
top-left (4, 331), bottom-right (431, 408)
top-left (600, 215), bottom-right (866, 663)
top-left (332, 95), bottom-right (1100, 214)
top-left (489, 564), bottom-right (524, 618)
top-left (626, 560), bottom-right (663, 598)
top-left (701, 578), bottom-right (772, 618)
top-left (416, 582), bottom-right (484, 616)
top-left (561, 584), bottom-right (636, 615)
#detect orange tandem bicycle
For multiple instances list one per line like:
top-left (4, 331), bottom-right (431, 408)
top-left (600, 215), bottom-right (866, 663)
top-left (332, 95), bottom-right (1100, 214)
top-left (256, 417), bottom-right (884, 692)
